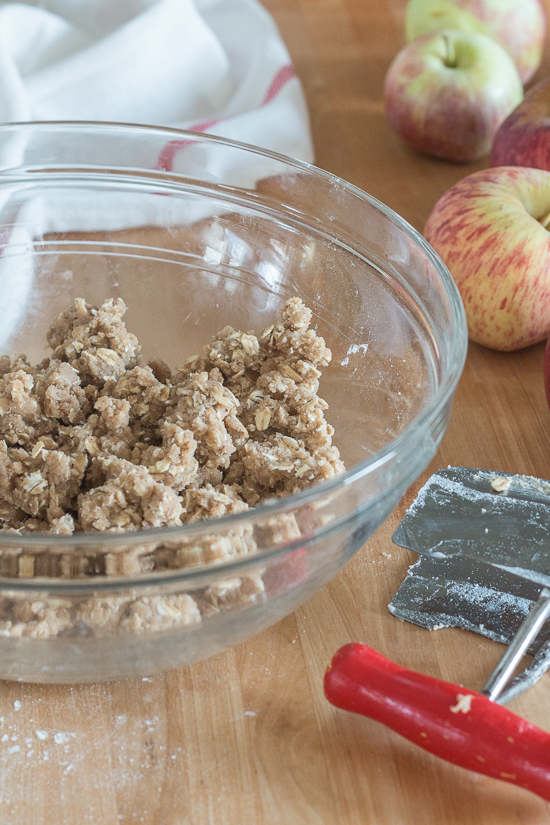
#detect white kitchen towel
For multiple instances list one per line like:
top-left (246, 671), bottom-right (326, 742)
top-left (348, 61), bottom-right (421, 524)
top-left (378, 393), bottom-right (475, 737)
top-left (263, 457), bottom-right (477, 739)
top-left (0, 0), bottom-right (313, 162)
top-left (0, 0), bottom-right (315, 346)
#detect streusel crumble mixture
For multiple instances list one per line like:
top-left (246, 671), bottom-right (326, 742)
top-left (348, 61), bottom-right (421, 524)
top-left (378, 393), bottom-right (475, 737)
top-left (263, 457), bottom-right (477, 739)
top-left (0, 296), bottom-right (343, 638)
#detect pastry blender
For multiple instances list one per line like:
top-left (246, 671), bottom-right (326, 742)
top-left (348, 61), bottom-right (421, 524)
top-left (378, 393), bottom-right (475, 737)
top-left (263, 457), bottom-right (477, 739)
top-left (390, 466), bottom-right (550, 703)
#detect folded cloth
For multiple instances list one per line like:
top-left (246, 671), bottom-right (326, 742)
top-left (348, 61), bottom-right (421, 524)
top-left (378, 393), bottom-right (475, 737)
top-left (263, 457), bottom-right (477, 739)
top-left (0, 0), bottom-right (313, 162)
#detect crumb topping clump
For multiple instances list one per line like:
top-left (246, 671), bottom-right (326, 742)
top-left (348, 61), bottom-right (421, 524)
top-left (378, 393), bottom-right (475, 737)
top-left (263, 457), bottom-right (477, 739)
top-left (0, 296), bottom-right (344, 535)
top-left (0, 296), bottom-right (345, 639)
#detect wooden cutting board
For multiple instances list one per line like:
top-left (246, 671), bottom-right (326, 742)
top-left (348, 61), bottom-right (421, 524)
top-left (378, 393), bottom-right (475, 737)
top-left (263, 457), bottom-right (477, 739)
top-left (2, 1), bottom-right (550, 823)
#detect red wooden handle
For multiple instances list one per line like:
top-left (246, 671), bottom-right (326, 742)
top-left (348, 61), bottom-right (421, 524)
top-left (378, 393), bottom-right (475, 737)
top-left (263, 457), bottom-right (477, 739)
top-left (324, 643), bottom-right (550, 801)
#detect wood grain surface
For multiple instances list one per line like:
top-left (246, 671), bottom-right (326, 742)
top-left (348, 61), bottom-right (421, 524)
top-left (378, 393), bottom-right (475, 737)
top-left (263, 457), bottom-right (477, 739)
top-left (2, 1), bottom-right (550, 823)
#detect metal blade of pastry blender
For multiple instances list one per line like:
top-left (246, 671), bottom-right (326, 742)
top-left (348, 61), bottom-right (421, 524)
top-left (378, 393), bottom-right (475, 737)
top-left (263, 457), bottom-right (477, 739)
top-left (390, 466), bottom-right (550, 702)
top-left (392, 466), bottom-right (550, 587)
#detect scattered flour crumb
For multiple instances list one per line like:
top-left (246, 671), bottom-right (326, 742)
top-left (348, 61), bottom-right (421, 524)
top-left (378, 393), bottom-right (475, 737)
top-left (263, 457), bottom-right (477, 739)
top-left (491, 477), bottom-right (511, 493)
top-left (340, 342), bottom-right (368, 366)
top-left (244, 711), bottom-right (256, 717)
top-left (13, 701), bottom-right (21, 711)
top-left (450, 694), bottom-right (473, 714)
top-left (53, 732), bottom-right (76, 745)
top-left (35, 730), bottom-right (48, 741)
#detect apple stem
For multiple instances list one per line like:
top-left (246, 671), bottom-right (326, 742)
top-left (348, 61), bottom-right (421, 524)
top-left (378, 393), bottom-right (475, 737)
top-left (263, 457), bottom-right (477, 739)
top-left (441, 33), bottom-right (457, 68)
top-left (541, 209), bottom-right (550, 230)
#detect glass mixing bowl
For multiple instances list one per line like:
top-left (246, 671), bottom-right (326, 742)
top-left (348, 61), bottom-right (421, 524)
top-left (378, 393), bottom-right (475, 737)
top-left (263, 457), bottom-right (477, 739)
top-left (0, 122), bottom-right (467, 682)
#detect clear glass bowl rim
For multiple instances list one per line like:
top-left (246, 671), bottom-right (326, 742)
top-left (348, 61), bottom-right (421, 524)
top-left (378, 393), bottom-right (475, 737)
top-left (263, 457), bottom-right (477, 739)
top-left (0, 121), bottom-right (468, 563)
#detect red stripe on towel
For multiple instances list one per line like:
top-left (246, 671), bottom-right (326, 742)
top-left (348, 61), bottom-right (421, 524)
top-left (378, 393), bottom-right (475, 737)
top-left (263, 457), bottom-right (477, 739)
top-left (156, 64), bottom-right (297, 171)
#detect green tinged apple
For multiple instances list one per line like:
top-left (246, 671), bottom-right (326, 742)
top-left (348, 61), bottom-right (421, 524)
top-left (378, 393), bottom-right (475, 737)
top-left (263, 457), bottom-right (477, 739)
top-left (405, 0), bottom-right (546, 84)
top-left (384, 29), bottom-right (523, 162)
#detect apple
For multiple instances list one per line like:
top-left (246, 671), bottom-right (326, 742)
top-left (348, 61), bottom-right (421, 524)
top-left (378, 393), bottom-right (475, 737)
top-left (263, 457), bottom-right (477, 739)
top-left (384, 29), bottom-right (523, 162)
top-left (405, 0), bottom-right (546, 85)
top-left (424, 166), bottom-right (550, 351)
top-left (490, 76), bottom-right (550, 172)
top-left (545, 335), bottom-right (550, 409)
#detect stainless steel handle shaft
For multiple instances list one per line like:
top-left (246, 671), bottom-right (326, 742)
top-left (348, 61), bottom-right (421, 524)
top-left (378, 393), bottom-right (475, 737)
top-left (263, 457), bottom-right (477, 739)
top-left (481, 587), bottom-right (550, 703)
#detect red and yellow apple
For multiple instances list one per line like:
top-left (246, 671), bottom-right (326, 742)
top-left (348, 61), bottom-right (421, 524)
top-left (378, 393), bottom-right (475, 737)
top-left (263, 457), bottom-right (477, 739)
top-left (544, 336), bottom-right (550, 408)
top-left (424, 166), bottom-right (550, 351)
top-left (384, 29), bottom-right (523, 162)
top-left (490, 77), bottom-right (550, 172)
top-left (405, 0), bottom-right (546, 85)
